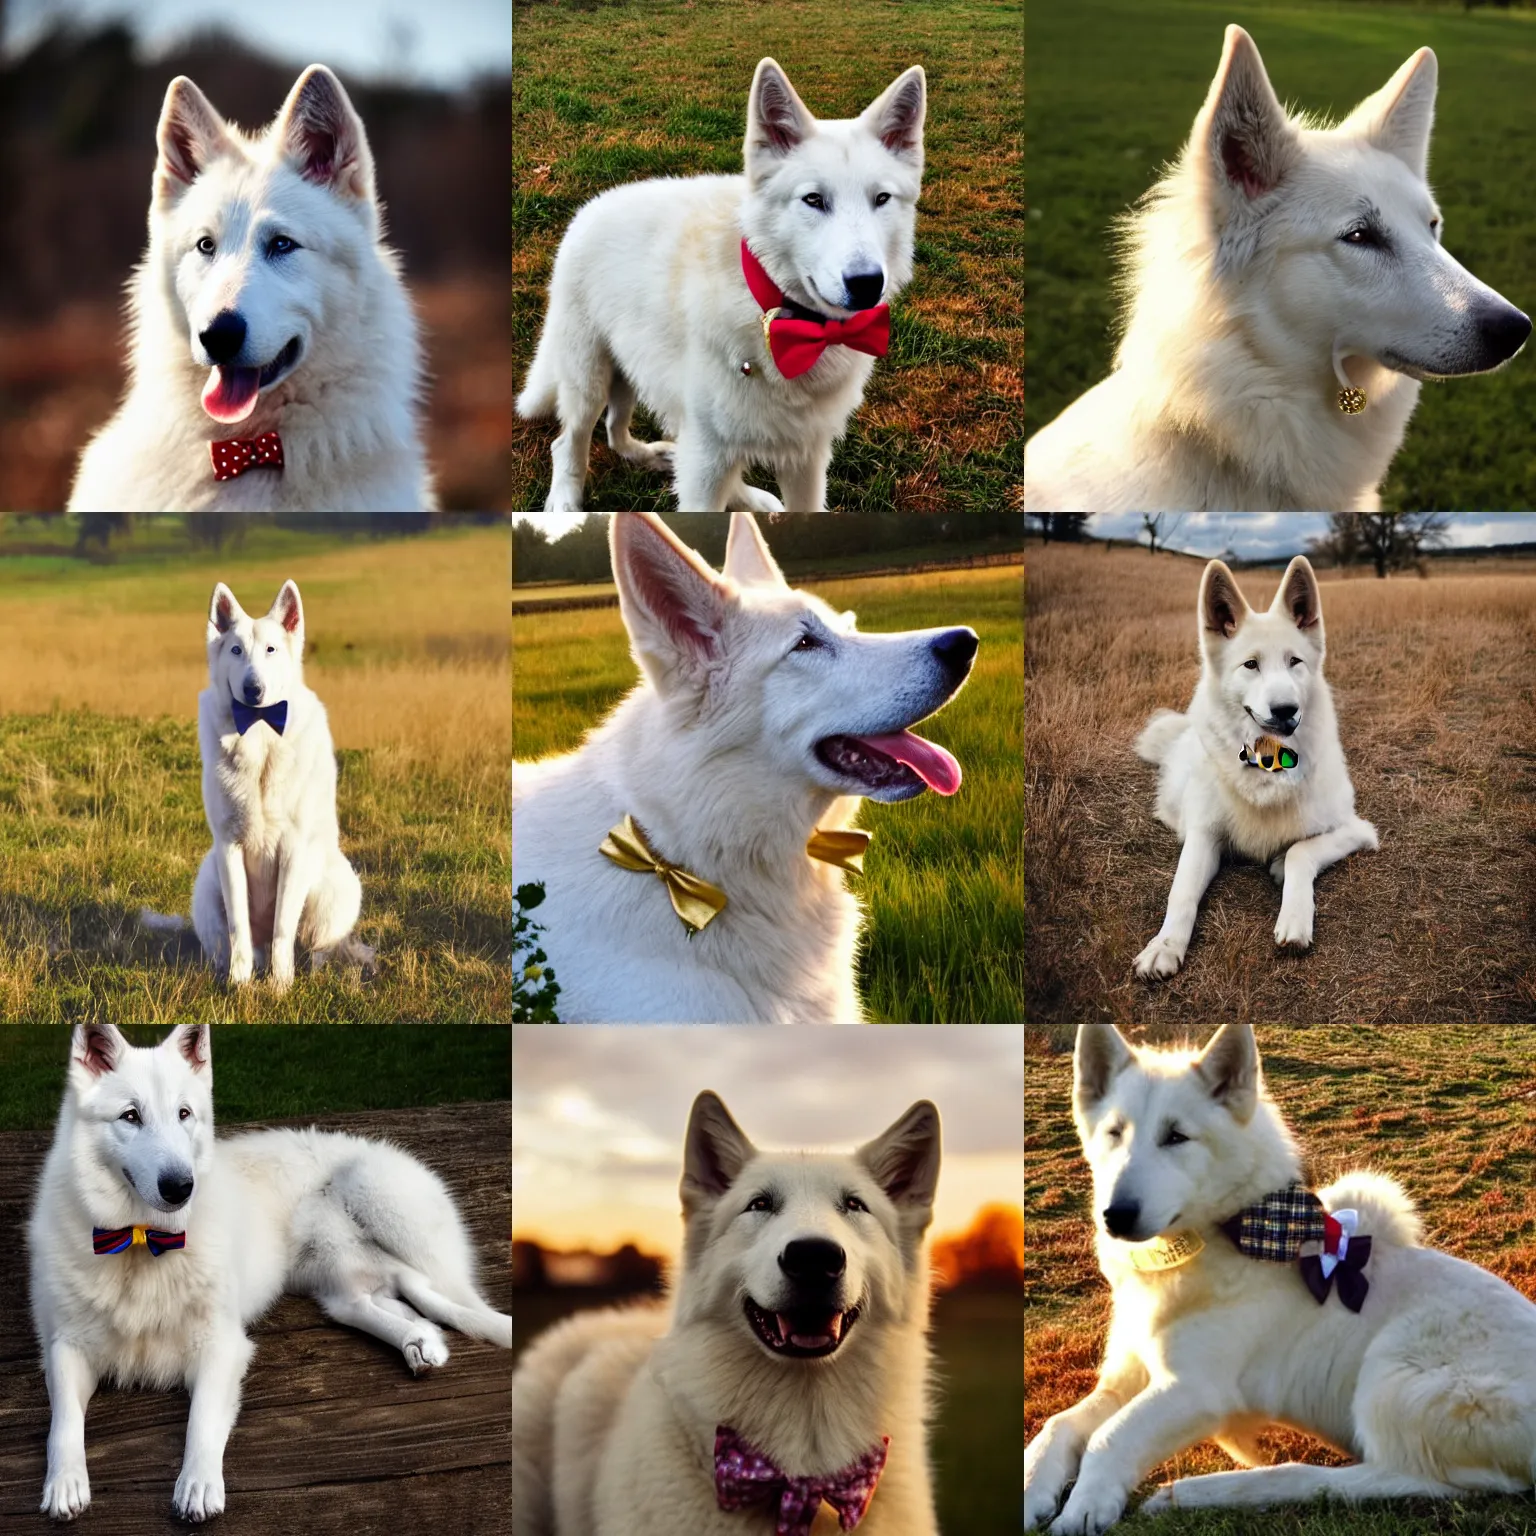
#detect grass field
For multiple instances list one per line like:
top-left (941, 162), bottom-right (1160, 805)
top-left (513, 565), bottom-right (1024, 1022)
top-left (1026, 1025), bottom-right (1536, 1533)
top-left (1025, 543), bottom-right (1536, 1024)
top-left (515, 1283), bottom-right (1022, 1534)
top-left (512, 0), bottom-right (1022, 512)
top-left (0, 522), bottom-right (510, 1023)
top-left (1026, 0), bottom-right (1535, 510)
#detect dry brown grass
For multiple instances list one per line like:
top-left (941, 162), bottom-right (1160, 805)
top-left (1026, 543), bottom-right (1536, 1025)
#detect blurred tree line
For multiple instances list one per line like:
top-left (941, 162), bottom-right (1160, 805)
top-left (513, 512), bottom-right (1024, 584)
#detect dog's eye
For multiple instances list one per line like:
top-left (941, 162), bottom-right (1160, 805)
top-left (268, 234), bottom-right (298, 257)
top-left (745, 1194), bottom-right (773, 1213)
top-left (231, 644), bottom-right (242, 656)
top-left (802, 192), bottom-right (826, 211)
top-left (1341, 226), bottom-right (1381, 248)
top-left (1161, 1127), bottom-right (1190, 1147)
top-left (266, 645), bottom-right (276, 654)
top-left (1288, 656), bottom-right (1301, 668)
top-left (1242, 659), bottom-right (1259, 670)
top-left (196, 236), bottom-right (216, 257)
top-left (1104, 1124), bottom-right (1123, 1143)
top-left (121, 1108), bottom-right (140, 1124)
top-left (874, 192), bottom-right (891, 208)
top-left (179, 1107), bottom-right (192, 1121)
top-left (845, 1194), bottom-right (869, 1214)
top-left (792, 632), bottom-right (823, 652)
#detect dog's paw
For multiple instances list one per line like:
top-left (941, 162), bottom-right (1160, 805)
top-left (731, 485), bottom-right (786, 514)
top-left (1133, 934), bottom-right (1184, 980)
top-left (403, 1327), bottom-right (449, 1375)
top-left (1141, 1483), bottom-right (1175, 1514)
top-left (268, 953), bottom-right (296, 993)
top-left (1049, 1483), bottom-right (1125, 1536)
top-left (41, 1467), bottom-right (91, 1521)
top-left (1025, 1484), bottom-right (1064, 1529)
top-left (1274, 893), bottom-right (1315, 949)
top-left (227, 950), bottom-right (254, 986)
top-left (173, 1465), bottom-right (226, 1523)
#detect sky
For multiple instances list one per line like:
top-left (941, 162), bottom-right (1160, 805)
top-left (1088, 512), bottom-right (1536, 560)
top-left (512, 1025), bottom-right (1024, 1258)
top-left (5, 0), bottom-right (511, 88)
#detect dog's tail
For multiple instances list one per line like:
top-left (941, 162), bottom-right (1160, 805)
top-left (1134, 709), bottom-right (1188, 765)
top-left (1319, 1170), bottom-right (1423, 1249)
top-left (138, 908), bottom-right (202, 965)
top-left (515, 340), bottom-right (558, 420)
top-left (138, 907), bottom-right (190, 934)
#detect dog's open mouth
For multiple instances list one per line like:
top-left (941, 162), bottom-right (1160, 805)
top-left (814, 730), bottom-right (961, 800)
top-left (201, 337), bottom-right (303, 425)
top-left (745, 1297), bottom-right (860, 1359)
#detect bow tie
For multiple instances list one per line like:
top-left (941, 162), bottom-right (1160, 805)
top-left (93, 1225), bottom-right (186, 1257)
top-left (230, 698), bottom-right (288, 737)
top-left (741, 242), bottom-right (890, 380)
top-left (714, 1427), bottom-right (888, 1536)
top-left (210, 431), bottom-right (284, 482)
top-left (1220, 1182), bottom-right (1372, 1313)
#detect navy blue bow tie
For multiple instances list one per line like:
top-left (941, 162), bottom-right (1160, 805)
top-left (230, 698), bottom-right (288, 736)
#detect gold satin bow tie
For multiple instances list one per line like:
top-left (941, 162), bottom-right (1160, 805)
top-left (805, 828), bottom-right (871, 874)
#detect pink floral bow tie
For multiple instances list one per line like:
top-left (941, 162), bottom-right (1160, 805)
top-left (714, 1427), bottom-right (888, 1534)
top-left (210, 431), bottom-right (284, 482)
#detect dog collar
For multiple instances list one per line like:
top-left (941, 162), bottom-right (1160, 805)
top-left (1239, 735), bottom-right (1297, 772)
top-left (231, 698), bottom-right (288, 737)
top-left (1124, 1230), bottom-right (1205, 1272)
top-left (715, 1426), bottom-right (888, 1535)
top-left (740, 241), bottom-right (891, 380)
top-left (210, 431), bottom-right (284, 482)
top-left (1220, 1182), bottom-right (1372, 1312)
top-left (93, 1225), bottom-right (185, 1256)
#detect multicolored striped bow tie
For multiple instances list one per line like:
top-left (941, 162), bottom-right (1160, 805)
top-left (210, 430), bottom-right (284, 482)
top-left (93, 1225), bottom-right (186, 1256)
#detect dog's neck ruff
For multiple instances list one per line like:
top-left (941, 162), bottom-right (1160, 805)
top-left (1219, 1181), bottom-right (1372, 1312)
top-left (230, 698), bottom-right (288, 737)
top-left (740, 241), bottom-right (891, 380)
top-left (93, 1225), bottom-right (185, 1256)
top-left (210, 431), bottom-right (284, 482)
top-left (599, 816), bottom-right (871, 935)
top-left (714, 1426), bottom-right (888, 1535)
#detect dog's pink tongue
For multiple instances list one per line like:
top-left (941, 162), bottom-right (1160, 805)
top-left (857, 730), bottom-right (962, 795)
top-left (778, 1311), bottom-right (842, 1349)
top-left (202, 365), bottom-right (260, 424)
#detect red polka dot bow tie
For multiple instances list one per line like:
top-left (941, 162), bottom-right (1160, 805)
top-left (741, 241), bottom-right (891, 380)
top-left (714, 1426), bottom-right (889, 1534)
top-left (210, 431), bottom-right (284, 482)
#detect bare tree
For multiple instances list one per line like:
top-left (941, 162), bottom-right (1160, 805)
top-left (1323, 513), bottom-right (1448, 578)
top-left (1141, 513), bottom-right (1185, 555)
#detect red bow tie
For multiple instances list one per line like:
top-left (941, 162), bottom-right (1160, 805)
top-left (714, 1427), bottom-right (888, 1535)
top-left (210, 431), bottom-right (284, 482)
top-left (741, 242), bottom-right (891, 380)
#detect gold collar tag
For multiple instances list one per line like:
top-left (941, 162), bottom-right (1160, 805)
top-left (805, 828), bottom-right (871, 874)
top-left (1126, 1230), bottom-right (1205, 1273)
top-left (760, 305), bottom-right (785, 348)
top-left (599, 815), bottom-right (728, 934)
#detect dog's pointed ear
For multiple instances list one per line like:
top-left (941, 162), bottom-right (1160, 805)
top-left (860, 65), bottom-right (926, 165)
top-left (275, 65), bottom-right (376, 205)
top-left (1074, 1025), bottom-right (1134, 1113)
top-left (268, 580), bottom-right (305, 641)
top-left (1194, 1022), bottom-right (1260, 1123)
top-left (721, 512), bottom-right (787, 589)
top-left (681, 1092), bottom-right (757, 1214)
top-left (858, 1100), bottom-right (941, 1224)
top-left (745, 58), bottom-right (817, 183)
top-left (1344, 47), bottom-right (1437, 180)
top-left (611, 514), bottom-right (732, 695)
top-left (208, 582), bottom-right (244, 641)
top-left (1200, 560), bottom-right (1251, 640)
top-left (71, 1023), bottom-right (128, 1081)
top-left (1194, 26), bottom-right (1298, 208)
top-left (155, 76), bottom-right (234, 204)
top-left (164, 1023), bottom-right (211, 1073)
top-left (1272, 556), bottom-right (1323, 634)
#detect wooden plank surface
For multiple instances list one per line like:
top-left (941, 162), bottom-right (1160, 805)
top-left (0, 1102), bottom-right (510, 1533)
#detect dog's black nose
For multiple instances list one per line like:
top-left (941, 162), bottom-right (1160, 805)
top-left (1479, 303), bottom-right (1532, 365)
top-left (199, 311), bottom-right (247, 365)
top-left (158, 1172), bottom-right (194, 1205)
top-left (843, 270), bottom-right (885, 311)
top-left (242, 680), bottom-right (263, 705)
top-left (931, 627), bottom-right (978, 683)
top-left (1102, 1202), bottom-right (1141, 1239)
top-left (779, 1237), bottom-right (846, 1284)
top-left (1269, 702), bottom-right (1298, 727)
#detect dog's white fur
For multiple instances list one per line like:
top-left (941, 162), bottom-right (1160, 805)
top-left (1025, 1021), bottom-right (1536, 1533)
top-left (1133, 555), bottom-right (1376, 979)
top-left (29, 1022), bottom-right (511, 1523)
top-left (68, 65), bottom-right (435, 512)
top-left (512, 1090), bottom-right (941, 1535)
top-left (511, 512), bottom-right (976, 1023)
top-left (518, 58), bottom-right (925, 512)
top-left (1024, 26), bottom-right (1530, 511)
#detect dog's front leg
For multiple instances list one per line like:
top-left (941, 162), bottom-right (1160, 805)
top-left (775, 452), bottom-right (830, 513)
top-left (1270, 815), bottom-right (1379, 949)
top-left (173, 1327), bottom-right (254, 1523)
top-left (1133, 825), bottom-right (1220, 980)
top-left (1050, 1380), bottom-right (1225, 1536)
top-left (269, 841), bottom-right (315, 994)
top-left (671, 431), bottom-right (737, 512)
top-left (41, 1337), bottom-right (98, 1521)
top-left (214, 837), bottom-right (254, 985)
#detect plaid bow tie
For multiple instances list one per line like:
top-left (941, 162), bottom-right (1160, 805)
top-left (93, 1225), bottom-right (185, 1256)
top-left (741, 242), bottom-right (890, 380)
top-left (230, 698), bottom-right (288, 737)
top-left (1220, 1181), bottom-right (1372, 1312)
top-left (714, 1428), bottom-right (888, 1536)
top-left (210, 431), bottom-right (284, 482)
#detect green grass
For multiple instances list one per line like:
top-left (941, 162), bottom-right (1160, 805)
top-left (512, 566), bottom-right (1024, 1022)
top-left (512, 0), bottom-right (1023, 512)
top-left (1026, 0), bottom-right (1536, 509)
top-left (0, 1025), bottom-right (510, 1131)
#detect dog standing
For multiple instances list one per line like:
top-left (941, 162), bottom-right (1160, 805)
top-left (518, 58), bottom-right (926, 512)
top-left (29, 1022), bottom-right (512, 1523)
top-left (512, 1090), bottom-right (942, 1535)
top-left (1025, 1021), bottom-right (1536, 1533)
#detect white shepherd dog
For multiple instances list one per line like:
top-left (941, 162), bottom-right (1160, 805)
top-left (512, 513), bottom-right (977, 1023)
top-left (512, 1089), bottom-right (942, 1536)
top-left (1133, 555), bottom-right (1376, 980)
top-left (518, 58), bottom-right (926, 512)
top-left (1024, 26), bottom-right (1530, 511)
top-left (29, 1022), bottom-right (511, 1523)
top-left (1025, 1021), bottom-right (1536, 1533)
top-left (68, 66), bottom-right (435, 512)
top-left (142, 579), bottom-right (373, 991)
